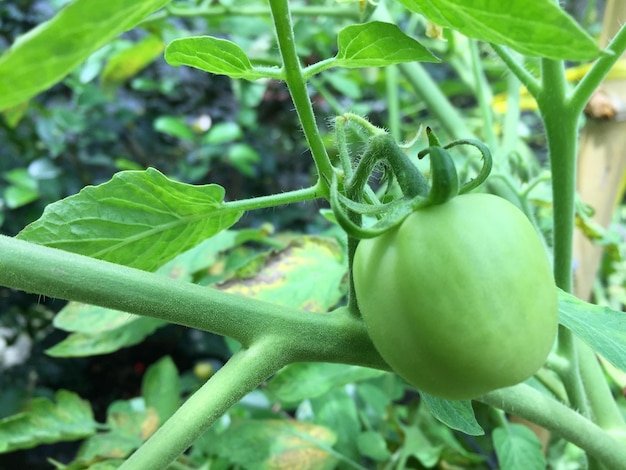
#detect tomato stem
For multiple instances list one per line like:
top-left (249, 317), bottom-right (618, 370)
top-left (480, 384), bottom-right (626, 468)
top-left (267, 0), bottom-right (334, 197)
top-left (120, 340), bottom-right (288, 469)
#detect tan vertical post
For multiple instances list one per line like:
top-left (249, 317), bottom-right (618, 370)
top-left (574, 0), bottom-right (626, 301)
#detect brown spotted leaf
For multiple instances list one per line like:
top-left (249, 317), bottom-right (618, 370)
top-left (217, 236), bottom-right (346, 312)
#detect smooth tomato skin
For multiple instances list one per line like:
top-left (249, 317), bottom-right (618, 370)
top-left (353, 193), bottom-right (558, 400)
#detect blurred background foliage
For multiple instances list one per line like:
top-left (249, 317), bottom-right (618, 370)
top-left (0, 0), bottom-right (617, 469)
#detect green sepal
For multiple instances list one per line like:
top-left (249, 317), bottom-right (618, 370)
top-left (350, 134), bottom-right (429, 201)
top-left (419, 146), bottom-right (460, 205)
top-left (330, 173), bottom-right (425, 239)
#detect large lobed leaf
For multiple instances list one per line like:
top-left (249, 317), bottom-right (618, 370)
top-left (0, 0), bottom-right (170, 110)
top-left (396, 0), bottom-right (599, 60)
top-left (17, 168), bottom-right (243, 272)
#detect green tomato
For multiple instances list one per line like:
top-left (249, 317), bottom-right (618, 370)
top-left (353, 193), bottom-right (558, 400)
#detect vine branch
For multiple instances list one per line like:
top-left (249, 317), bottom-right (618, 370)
top-left (0, 235), bottom-right (387, 370)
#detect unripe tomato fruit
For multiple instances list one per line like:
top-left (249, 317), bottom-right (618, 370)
top-left (353, 193), bottom-right (558, 400)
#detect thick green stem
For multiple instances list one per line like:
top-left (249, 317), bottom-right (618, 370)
top-left (120, 340), bottom-right (287, 470)
top-left (268, 0), bottom-right (334, 195)
top-left (0, 235), bottom-right (387, 370)
top-left (538, 58), bottom-right (626, 433)
top-left (479, 384), bottom-right (626, 469)
top-left (538, 58), bottom-right (590, 418)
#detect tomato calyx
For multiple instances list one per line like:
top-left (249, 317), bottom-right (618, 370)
top-left (418, 127), bottom-right (493, 201)
top-left (329, 118), bottom-right (493, 240)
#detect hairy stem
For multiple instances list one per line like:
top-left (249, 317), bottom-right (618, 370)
top-left (480, 384), bottom-right (626, 468)
top-left (223, 184), bottom-right (322, 212)
top-left (0, 235), bottom-right (387, 370)
top-left (268, 0), bottom-right (334, 195)
top-left (538, 54), bottom-right (626, 433)
top-left (120, 340), bottom-right (288, 470)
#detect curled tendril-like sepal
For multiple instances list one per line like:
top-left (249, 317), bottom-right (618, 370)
top-left (443, 139), bottom-right (493, 194)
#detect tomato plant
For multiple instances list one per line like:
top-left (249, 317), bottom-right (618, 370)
top-left (353, 192), bottom-right (558, 400)
top-left (2, 0), bottom-right (626, 469)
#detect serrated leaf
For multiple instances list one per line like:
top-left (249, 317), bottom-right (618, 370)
top-left (165, 36), bottom-right (274, 80)
top-left (212, 420), bottom-right (337, 470)
top-left (396, 0), bottom-right (599, 60)
top-left (558, 290), bottom-right (626, 372)
top-left (17, 168), bottom-right (243, 271)
top-left (267, 363), bottom-right (386, 404)
top-left (142, 356), bottom-right (180, 425)
top-left (493, 424), bottom-right (546, 470)
top-left (0, 0), bottom-right (170, 110)
top-left (0, 390), bottom-right (97, 453)
top-left (217, 236), bottom-right (346, 312)
top-left (420, 392), bottom-right (484, 436)
top-left (336, 21), bottom-right (439, 67)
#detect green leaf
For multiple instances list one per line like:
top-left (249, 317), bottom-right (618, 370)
top-left (211, 420), bottom-right (337, 469)
top-left (420, 392), bottom-right (484, 436)
top-left (395, 0), bottom-right (599, 60)
top-left (154, 115), bottom-right (196, 141)
top-left (398, 424), bottom-right (443, 467)
top-left (228, 143), bottom-right (261, 177)
top-left (357, 431), bottom-right (391, 461)
top-left (0, 0), bottom-right (170, 110)
top-left (310, 388), bottom-right (360, 459)
top-left (142, 356), bottom-right (180, 425)
top-left (165, 36), bottom-right (276, 80)
top-left (0, 390), bottom-right (97, 453)
top-left (493, 424), bottom-right (547, 470)
top-left (77, 399), bottom-right (157, 462)
top-left (266, 363), bottom-right (386, 404)
top-left (336, 21), bottom-right (439, 68)
top-left (4, 185), bottom-right (39, 209)
top-left (558, 290), bottom-right (626, 372)
top-left (217, 236), bottom-right (346, 312)
top-left (203, 121), bottom-right (243, 144)
top-left (101, 35), bottom-right (164, 87)
top-left (397, 403), bottom-right (485, 468)
top-left (45, 316), bottom-right (165, 357)
top-left (17, 168), bottom-right (243, 272)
